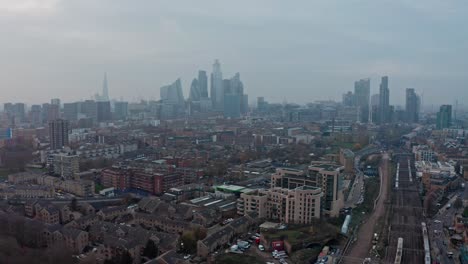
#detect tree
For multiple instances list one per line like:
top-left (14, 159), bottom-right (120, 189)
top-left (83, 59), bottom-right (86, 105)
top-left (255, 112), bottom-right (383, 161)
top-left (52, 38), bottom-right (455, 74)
top-left (463, 207), bottom-right (468, 218)
top-left (119, 251), bottom-right (133, 264)
top-left (194, 227), bottom-right (207, 241)
top-left (109, 250), bottom-right (133, 264)
top-left (454, 198), bottom-right (463, 209)
top-left (143, 239), bottom-right (158, 259)
top-left (180, 231), bottom-right (197, 254)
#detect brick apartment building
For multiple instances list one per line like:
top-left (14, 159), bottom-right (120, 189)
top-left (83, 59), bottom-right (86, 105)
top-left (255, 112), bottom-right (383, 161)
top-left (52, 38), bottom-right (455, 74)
top-left (101, 167), bottom-right (183, 195)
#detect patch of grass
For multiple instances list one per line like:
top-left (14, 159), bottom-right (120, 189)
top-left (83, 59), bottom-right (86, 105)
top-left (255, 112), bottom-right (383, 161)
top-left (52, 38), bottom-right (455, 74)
top-left (0, 168), bottom-right (12, 180)
top-left (267, 230), bottom-right (303, 244)
top-left (263, 221), bottom-right (339, 248)
top-left (215, 254), bottom-right (264, 264)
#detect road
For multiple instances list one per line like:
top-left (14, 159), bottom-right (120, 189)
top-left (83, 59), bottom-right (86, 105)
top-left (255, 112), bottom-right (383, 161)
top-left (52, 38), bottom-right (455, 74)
top-left (345, 156), bottom-right (364, 208)
top-left (346, 146), bottom-right (381, 208)
top-left (343, 153), bottom-right (390, 263)
top-left (427, 192), bottom-right (462, 264)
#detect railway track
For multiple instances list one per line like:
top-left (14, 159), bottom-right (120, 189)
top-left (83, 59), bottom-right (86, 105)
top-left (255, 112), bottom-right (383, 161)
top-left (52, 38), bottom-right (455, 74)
top-left (384, 154), bottom-right (426, 264)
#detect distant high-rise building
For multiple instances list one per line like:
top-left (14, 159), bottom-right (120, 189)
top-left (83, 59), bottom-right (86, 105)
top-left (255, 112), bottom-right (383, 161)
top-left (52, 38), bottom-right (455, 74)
top-left (210, 59), bottom-right (224, 110)
top-left (241, 94), bottom-right (249, 114)
top-left (189, 78), bottom-right (201, 101)
top-left (342, 91), bottom-right (354, 107)
top-left (379, 76), bottom-right (390, 124)
top-left (3, 102), bottom-right (26, 124)
top-left (102, 72), bottom-right (109, 101)
top-left (354, 78), bottom-right (370, 123)
top-left (3, 103), bottom-right (13, 114)
top-left (223, 73), bottom-right (247, 118)
top-left (160, 78), bottom-right (185, 106)
top-left (80, 100), bottom-right (97, 122)
top-left (437, 105), bottom-right (452, 129)
top-left (51, 98), bottom-right (61, 108)
top-left (114, 101), bottom-right (128, 120)
top-left (224, 94), bottom-right (242, 118)
top-left (405, 88), bottom-right (419, 123)
top-left (30, 105), bottom-right (42, 126)
top-left (49, 119), bottom-right (69, 150)
top-left (198, 70), bottom-right (208, 98)
top-left (63, 102), bottom-right (80, 122)
top-left (97, 101), bottom-right (112, 122)
top-left (371, 94), bottom-right (380, 107)
top-left (47, 104), bottom-right (60, 122)
top-left (42, 103), bottom-right (50, 124)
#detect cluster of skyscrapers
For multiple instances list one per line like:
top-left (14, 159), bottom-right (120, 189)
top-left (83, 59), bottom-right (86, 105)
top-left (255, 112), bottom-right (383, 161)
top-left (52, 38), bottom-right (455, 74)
top-left (159, 59), bottom-right (248, 119)
top-left (343, 76), bottom-right (420, 125)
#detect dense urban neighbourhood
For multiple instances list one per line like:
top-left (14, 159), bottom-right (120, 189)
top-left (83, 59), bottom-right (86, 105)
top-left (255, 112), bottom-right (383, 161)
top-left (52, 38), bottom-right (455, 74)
top-left (1, 71), bottom-right (468, 264)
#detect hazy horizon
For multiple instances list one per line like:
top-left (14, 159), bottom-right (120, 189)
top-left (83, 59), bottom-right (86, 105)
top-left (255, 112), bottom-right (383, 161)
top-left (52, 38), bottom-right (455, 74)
top-left (1, 0), bottom-right (467, 106)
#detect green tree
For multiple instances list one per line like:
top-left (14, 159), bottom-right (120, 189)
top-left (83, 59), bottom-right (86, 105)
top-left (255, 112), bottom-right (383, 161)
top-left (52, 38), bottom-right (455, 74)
top-left (143, 239), bottom-right (158, 259)
top-left (180, 231), bottom-right (197, 254)
top-left (463, 207), bottom-right (468, 218)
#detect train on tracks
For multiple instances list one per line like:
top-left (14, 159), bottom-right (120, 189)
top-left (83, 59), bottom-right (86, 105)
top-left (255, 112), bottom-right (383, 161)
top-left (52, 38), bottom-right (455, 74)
top-left (394, 237), bottom-right (403, 264)
top-left (422, 222), bottom-right (431, 264)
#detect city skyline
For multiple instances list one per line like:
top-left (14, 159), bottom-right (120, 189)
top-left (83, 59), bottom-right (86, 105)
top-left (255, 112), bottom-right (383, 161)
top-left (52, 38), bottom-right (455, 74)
top-left (0, 1), bottom-right (467, 105)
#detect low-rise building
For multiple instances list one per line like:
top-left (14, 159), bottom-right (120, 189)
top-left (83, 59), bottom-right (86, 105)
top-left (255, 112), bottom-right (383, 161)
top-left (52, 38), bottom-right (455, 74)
top-left (0, 185), bottom-right (55, 199)
top-left (61, 227), bottom-right (89, 254)
top-left (237, 186), bottom-right (322, 224)
top-left (53, 152), bottom-right (80, 180)
top-left (97, 206), bottom-right (129, 221)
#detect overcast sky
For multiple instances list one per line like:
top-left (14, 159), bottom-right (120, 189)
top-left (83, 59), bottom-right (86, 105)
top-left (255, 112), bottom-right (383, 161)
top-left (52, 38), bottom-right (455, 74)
top-left (1, 0), bottom-right (467, 107)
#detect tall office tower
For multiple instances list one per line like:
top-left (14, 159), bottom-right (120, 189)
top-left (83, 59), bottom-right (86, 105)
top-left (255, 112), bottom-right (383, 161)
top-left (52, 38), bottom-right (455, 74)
top-left (51, 98), bottom-right (61, 108)
top-left (3, 103), bottom-right (13, 114)
top-left (47, 104), bottom-right (60, 122)
top-left (80, 100), bottom-right (98, 122)
top-left (30, 105), bottom-right (42, 126)
top-left (4, 103), bottom-right (25, 124)
top-left (379, 76), bottom-right (390, 124)
top-left (223, 73), bottom-right (247, 118)
top-left (63, 102), bottom-right (80, 121)
top-left (160, 78), bottom-right (185, 105)
top-left (189, 78), bottom-right (201, 101)
top-left (114, 101), bottom-right (128, 120)
top-left (102, 72), bottom-right (109, 101)
top-left (405, 88), bottom-right (419, 123)
top-left (354, 78), bottom-right (370, 123)
top-left (49, 119), bottom-right (69, 150)
top-left (257, 97), bottom-right (268, 112)
top-left (437, 105), bottom-right (452, 129)
top-left (97, 101), bottom-right (112, 122)
top-left (230, 73), bottom-right (244, 95)
top-left (198, 70), bottom-right (208, 98)
top-left (41, 103), bottom-right (50, 124)
top-left (342, 91), bottom-right (354, 107)
top-left (210, 59), bottom-right (223, 110)
top-left (222, 79), bottom-right (231, 94)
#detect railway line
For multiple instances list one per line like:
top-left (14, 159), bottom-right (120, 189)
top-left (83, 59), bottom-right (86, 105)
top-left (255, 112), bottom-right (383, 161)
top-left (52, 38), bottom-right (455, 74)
top-left (384, 154), bottom-right (427, 264)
